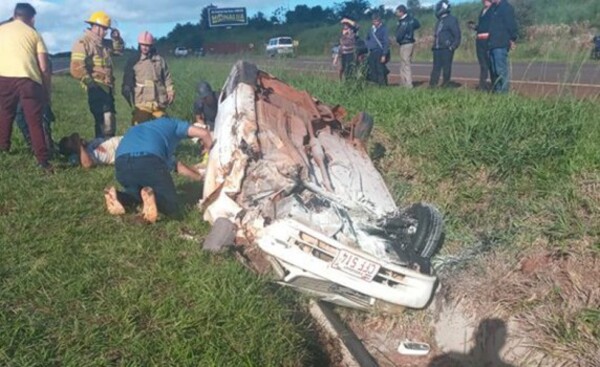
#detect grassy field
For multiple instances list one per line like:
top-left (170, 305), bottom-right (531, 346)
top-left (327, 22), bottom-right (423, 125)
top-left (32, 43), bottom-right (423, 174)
top-left (2, 57), bottom-right (599, 365)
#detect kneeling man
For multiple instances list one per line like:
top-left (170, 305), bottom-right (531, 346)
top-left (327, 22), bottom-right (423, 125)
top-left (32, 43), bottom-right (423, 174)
top-left (104, 117), bottom-right (212, 223)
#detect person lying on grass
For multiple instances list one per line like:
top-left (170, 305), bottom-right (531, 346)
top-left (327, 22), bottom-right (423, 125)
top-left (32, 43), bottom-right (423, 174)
top-left (103, 117), bottom-right (212, 223)
top-left (58, 133), bottom-right (202, 181)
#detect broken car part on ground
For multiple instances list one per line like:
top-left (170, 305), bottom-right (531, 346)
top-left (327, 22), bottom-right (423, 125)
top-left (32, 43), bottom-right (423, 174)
top-left (201, 60), bottom-right (445, 311)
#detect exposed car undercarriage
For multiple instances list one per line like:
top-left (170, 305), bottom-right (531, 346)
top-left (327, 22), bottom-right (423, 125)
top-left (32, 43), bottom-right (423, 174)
top-left (201, 61), bottom-right (444, 311)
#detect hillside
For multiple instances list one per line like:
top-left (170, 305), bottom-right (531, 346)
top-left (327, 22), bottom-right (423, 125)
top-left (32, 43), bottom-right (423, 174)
top-left (157, 0), bottom-right (599, 62)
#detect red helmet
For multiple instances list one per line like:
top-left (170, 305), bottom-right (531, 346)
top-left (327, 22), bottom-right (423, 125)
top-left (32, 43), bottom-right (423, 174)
top-left (138, 31), bottom-right (154, 45)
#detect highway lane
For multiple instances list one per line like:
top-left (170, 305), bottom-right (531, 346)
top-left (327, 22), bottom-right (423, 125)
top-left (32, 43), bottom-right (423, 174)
top-left (51, 56), bottom-right (600, 97)
top-left (53, 56), bottom-right (600, 86)
top-left (264, 58), bottom-right (600, 87)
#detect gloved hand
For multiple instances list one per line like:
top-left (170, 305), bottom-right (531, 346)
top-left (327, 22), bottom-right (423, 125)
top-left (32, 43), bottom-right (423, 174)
top-left (122, 85), bottom-right (133, 105)
top-left (81, 75), bottom-right (97, 89)
top-left (167, 90), bottom-right (175, 105)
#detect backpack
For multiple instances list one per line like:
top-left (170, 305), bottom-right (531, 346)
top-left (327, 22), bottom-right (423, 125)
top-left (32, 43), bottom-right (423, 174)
top-left (355, 36), bottom-right (368, 56)
top-left (412, 17), bottom-right (421, 31)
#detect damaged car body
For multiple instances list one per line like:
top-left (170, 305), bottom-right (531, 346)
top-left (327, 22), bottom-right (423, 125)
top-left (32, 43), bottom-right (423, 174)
top-left (201, 61), bottom-right (444, 311)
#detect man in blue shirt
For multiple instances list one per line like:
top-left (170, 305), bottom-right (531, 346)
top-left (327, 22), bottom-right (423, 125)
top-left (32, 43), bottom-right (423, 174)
top-left (104, 117), bottom-right (212, 223)
top-left (365, 12), bottom-right (390, 86)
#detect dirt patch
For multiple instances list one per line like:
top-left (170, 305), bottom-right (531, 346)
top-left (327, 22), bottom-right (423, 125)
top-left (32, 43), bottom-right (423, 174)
top-left (344, 312), bottom-right (437, 367)
top-left (437, 242), bottom-right (600, 366)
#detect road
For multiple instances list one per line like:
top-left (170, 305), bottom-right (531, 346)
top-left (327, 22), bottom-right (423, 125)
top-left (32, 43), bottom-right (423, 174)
top-left (52, 56), bottom-right (600, 97)
top-left (264, 58), bottom-right (600, 86)
top-left (51, 57), bottom-right (70, 74)
top-left (256, 57), bottom-right (600, 98)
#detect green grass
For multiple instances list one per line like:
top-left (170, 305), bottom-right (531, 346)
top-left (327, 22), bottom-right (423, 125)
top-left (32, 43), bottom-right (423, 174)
top-left (2, 57), bottom-right (600, 365)
top-left (0, 63), bottom-right (326, 366)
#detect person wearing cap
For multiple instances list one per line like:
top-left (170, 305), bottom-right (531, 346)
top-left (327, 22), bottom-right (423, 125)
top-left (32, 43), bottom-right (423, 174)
top-left (333, 18), bottom-right (358, 80)
top-left (395, 5), bottom-right (421, 88)
top-left (193, 81), bottom-right (218, 131)
top-left (488, 0), bottom-right (518, 93)
top-left (429, 0), bottom-right (461, 88)
top-left (365, 12), bottom-right (390, 86)
top-left (103, 117), bottom-right (213, 223)
top-left (122, 31), bottom-right (175, 125)
top-left (0, 3), bottom-right (53, 173)
top-left (70, 11), bottom-right (124, 138)
top-left (468, 0), bottom-right (493, 90)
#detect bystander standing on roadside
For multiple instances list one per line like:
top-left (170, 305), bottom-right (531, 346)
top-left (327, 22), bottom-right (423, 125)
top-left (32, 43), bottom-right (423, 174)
top-left (394, 5), bottom-right (420, 88)
top-left (488, 0), bottom-right (518, 93)
top-left (333, 18), bottom-right (358, 81)
top-left (70, 11), bottom-right (124, 138)
top-left (429, 0), bottom-right (461, 88)
top-left (468, 0), bottom-right (493, 90)
top-left (366, 13), bottom-right (390, 86)
top-left (122, 31), bottom-right (175, 125)
top-left (0, 3), bottom-right (53, 172)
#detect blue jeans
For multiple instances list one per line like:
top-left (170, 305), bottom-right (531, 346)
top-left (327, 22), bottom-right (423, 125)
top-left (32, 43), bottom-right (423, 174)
top-left (489, 47), bottom-right (510, 93)
top-left (16, 103), bottom-right (54, 150)
top-left (115, 154), bottom-right (181, 218)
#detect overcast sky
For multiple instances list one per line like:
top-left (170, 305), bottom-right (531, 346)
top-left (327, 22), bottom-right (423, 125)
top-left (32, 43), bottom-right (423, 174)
top-left (0, 0), bottom-right (463, 53)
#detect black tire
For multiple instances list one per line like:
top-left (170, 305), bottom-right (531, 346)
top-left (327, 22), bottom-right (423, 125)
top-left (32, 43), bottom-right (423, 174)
top-left (405, 203), bottom-right (444, 258)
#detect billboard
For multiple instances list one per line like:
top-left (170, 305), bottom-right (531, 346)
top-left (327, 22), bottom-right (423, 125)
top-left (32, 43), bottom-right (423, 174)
top-left (208, 8), bottom-right (248, 28)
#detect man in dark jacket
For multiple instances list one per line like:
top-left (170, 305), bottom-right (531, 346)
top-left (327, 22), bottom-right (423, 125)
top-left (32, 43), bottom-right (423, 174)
top-left (429, 0), bottom-right (461, 87)
top-left (488, 0), bottom-right (518, 93)
top-left (365, 13), bottom-right (390, 86)
top-left (395, 5), bottom-right (421, 88)
top-left (468, 0), bottom-right (493, 90)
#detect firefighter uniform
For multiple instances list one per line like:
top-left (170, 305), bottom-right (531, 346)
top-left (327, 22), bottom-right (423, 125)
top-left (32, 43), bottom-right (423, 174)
top-left (122, 31), bottom-right (174, 125)
top-left (123, 53), bottom-right (174, 125)
top-left (70, 11), bottom-right (123, 138)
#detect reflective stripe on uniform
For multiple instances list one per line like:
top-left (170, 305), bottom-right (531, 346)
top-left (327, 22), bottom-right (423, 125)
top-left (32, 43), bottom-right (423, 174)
top-left (71, 52), bottom-right (86, 61)
top-left (92, 56), bottom-right (107, 67)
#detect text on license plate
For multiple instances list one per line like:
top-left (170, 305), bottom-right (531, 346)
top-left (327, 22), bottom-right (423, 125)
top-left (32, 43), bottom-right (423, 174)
top-left (331, 250), bottom-right (380, 281)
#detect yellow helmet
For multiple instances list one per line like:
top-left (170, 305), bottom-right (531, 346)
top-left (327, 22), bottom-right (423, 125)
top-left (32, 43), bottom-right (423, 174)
top-left (86, 11), bottom-right (111, 28)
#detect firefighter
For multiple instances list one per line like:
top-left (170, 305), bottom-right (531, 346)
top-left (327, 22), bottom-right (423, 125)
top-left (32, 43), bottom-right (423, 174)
top-left (70, 11), bottom-right (124, 138)
top-left (122, 31), bottom-right (175, 125)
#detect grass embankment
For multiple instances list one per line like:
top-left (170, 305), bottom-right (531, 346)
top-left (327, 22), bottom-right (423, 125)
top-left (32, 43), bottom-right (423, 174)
top-left (1, 57), bottom-right (599, 365)
top-left (199, 2), bottom-right (598, 63)
top-left (268, 64), bottom-right (600, 365)
top-left (0, 61), bottom-right (326, 366)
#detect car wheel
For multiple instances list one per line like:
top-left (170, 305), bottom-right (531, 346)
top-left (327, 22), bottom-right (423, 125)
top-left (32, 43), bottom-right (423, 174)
top-left (405, 203), bottom-right (444, 258)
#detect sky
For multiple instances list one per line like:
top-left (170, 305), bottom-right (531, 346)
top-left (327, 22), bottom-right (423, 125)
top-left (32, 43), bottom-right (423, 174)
top-left (0, 0), bottom-right (467, 53)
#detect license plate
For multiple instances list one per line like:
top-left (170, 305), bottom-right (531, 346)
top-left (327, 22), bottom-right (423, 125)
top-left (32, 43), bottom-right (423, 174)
top-left (331, 250), bottom-right (380, 282)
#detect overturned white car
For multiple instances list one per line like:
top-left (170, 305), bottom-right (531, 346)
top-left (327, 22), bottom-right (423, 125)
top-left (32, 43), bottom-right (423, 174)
top-left (201, 61), bottom-right (444, 311)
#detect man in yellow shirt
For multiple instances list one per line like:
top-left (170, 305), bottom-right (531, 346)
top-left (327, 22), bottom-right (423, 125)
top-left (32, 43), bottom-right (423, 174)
top-left (70, 11), bottom-right (124, 138)
top-left (0, 3), bottom-right (52, 172)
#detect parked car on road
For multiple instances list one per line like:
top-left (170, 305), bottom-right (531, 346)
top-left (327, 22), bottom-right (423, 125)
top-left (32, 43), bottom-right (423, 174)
top-left (174, 47), bottom-right (188, 57)
top-left (266, 37), bottom-right (294, 57)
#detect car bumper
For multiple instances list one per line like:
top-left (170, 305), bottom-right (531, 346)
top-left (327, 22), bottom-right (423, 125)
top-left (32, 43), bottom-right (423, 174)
top-left (257, 219), bottom-right (437, 309)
